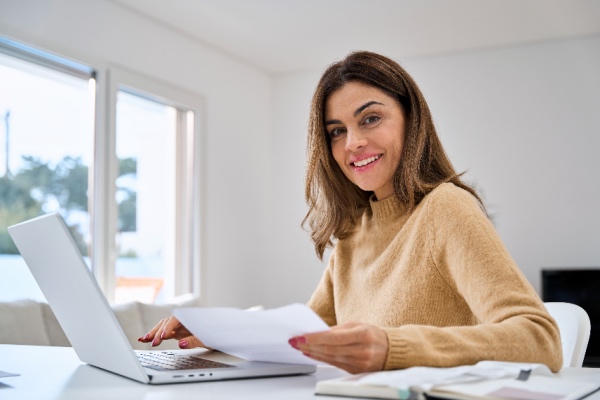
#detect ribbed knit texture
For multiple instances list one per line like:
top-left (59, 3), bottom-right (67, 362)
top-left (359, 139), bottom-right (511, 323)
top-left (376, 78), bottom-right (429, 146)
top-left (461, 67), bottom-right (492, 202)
top-left (307, 183), bottom-right (562, 372)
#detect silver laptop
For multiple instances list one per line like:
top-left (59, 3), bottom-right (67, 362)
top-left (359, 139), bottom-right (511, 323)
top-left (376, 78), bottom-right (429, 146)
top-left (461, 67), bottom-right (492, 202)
top-left (8, 213), bottom-right (316, 384)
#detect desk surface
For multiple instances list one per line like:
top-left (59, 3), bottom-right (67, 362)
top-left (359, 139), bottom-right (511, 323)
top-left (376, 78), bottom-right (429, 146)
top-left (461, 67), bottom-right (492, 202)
top-left (2, 344), bottom-right (600, 400)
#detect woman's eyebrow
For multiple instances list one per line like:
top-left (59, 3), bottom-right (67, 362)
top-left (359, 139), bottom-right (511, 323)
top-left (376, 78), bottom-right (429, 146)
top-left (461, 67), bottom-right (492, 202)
top-left (325, 101), bottom-right (385, 126)
top-left (354, 101), bottom-right (384, 117)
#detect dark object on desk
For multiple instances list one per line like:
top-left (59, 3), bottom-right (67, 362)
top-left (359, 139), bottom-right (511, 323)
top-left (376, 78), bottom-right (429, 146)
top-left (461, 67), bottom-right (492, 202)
top-left (542, 268), bottom-right (600, 367)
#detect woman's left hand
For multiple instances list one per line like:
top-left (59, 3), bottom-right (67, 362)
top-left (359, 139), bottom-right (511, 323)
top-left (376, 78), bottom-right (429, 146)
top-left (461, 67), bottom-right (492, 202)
top-left (288, 321), bottom-right (388, 374)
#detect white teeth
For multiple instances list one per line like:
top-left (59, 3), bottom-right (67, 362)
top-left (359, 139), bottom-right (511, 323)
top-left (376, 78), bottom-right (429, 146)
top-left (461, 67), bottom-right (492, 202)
top-left (353, 155), bottom-right (380, 167)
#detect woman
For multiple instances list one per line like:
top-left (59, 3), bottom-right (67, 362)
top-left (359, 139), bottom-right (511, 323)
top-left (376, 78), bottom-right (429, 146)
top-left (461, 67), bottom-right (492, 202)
top-left (141, 51), bottom-right (563, 374)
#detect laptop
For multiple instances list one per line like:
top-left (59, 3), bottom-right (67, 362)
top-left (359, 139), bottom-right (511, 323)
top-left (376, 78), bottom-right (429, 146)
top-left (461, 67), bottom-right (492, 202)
top-left (8, 213), bottom-right (316, 384)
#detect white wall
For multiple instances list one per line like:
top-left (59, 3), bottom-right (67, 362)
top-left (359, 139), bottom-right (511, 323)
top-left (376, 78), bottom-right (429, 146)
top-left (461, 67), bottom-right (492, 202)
top-left (407, 36), bottom-right (600, 293)
top-left (269, 35), bottom-right (600, 304)
top-left (0, 0), bottom-right (274, 308)
top-left (262, 70), bottom-right (326, 308)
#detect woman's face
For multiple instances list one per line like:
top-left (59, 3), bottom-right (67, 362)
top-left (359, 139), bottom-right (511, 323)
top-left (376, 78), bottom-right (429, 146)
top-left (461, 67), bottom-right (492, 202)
top-left (324, 81), bottom-right (405, 200)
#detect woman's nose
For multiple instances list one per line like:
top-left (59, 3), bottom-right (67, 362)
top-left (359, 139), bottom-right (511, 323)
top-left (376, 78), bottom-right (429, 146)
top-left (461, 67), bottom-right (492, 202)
top-left (345, 128), bottom-right (368, 152)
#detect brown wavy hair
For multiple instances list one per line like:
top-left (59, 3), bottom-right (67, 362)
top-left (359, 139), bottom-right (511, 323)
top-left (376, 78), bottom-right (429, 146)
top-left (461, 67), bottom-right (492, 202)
top-left (303, 51), bottom-right (485, 259)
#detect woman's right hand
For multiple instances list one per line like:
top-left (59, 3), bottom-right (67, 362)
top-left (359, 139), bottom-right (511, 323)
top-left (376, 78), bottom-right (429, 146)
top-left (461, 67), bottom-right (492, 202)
top-left (138, 315), bottom-right (206, 349)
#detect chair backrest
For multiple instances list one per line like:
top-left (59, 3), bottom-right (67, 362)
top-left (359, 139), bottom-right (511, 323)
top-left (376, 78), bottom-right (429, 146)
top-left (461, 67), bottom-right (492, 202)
top-left (544, 302), bottom-right (591, 368)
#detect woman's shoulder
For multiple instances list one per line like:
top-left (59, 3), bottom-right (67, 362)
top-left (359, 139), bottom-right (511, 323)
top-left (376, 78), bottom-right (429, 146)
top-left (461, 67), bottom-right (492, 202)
top-left (428, 182), bottom-right (475, 199)
top-left (421, 182), bottom-right (484, 219)
top-left (421, 183), bottom-right (492, 250)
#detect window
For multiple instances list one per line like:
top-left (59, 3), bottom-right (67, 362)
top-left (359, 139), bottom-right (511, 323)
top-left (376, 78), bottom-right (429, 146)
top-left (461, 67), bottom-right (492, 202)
top-left (0, 39), bottom-right (95, 302)
top-left (0, 38), bottom-right (203, 304)
top-left (98, 68), bottom-right (203, 304)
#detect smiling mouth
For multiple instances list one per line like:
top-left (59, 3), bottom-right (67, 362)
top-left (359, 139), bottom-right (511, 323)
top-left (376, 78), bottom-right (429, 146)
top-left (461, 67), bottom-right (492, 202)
top-left (352, 154), bottom-right (381, 167)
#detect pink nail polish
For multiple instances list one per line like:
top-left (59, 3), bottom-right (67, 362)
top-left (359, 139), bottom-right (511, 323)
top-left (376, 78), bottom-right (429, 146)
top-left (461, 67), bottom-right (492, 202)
top-left (288, 338), bottom-right (298, 349)
top-left (297, 336), bottom-right (307, 344)
top-left (179, 340), bottom-right (188, 349)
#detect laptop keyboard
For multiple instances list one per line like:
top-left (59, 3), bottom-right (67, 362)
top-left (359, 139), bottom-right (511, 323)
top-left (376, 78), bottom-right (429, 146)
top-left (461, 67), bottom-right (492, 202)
top-left (137, 352), bottom-right (235, 371)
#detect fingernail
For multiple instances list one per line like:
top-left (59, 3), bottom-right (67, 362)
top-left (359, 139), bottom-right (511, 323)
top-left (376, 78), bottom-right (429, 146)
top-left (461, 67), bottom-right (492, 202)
top-left (288, 338), bottom-right (298, 349)
top-left (297, 336), bottom-right (307, 344)
top-left (179, 340), bottom-right (188, 349)
top-left (303, 352), bottom-right (311, 357)
top-left (160, 331), bottom-right (165, 339)
top-left (143, 334), bottom-right (149, 341)
top-left (151, 339), bottom-right (158, 347)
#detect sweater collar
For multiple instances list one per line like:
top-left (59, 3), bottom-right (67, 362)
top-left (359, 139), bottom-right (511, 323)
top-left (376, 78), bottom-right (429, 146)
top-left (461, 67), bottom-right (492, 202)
top-left (369, 195), bottom-right (407, 222)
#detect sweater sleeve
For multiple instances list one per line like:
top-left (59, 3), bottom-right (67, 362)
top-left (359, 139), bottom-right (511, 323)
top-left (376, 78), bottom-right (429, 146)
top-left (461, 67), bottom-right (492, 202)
top-left (381, 186), bottom-right (563, 372)
top-left (307, 252), bottom-right (338, 327)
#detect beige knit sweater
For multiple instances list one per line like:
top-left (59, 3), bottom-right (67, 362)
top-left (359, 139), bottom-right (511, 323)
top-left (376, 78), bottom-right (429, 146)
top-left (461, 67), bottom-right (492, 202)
top-left (307, 183), bottom-right (563, 372)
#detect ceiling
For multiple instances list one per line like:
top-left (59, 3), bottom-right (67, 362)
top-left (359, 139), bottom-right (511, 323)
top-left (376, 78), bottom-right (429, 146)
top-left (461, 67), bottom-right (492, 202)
top-left (110, 0), bottom-right (600, 74)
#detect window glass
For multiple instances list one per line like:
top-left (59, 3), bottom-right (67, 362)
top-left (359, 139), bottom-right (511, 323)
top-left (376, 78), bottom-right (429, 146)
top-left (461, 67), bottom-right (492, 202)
top-left (0, 52), bottom-right (94, 301)
top-left (114, 90), bottom-right (177, 304)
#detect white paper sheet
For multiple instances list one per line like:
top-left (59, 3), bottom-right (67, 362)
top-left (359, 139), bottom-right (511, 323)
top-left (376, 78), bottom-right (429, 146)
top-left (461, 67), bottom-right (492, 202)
top-left (173, 303), bottom-right (329, 365)
top-left (0, 370), bottom-right (20, 379)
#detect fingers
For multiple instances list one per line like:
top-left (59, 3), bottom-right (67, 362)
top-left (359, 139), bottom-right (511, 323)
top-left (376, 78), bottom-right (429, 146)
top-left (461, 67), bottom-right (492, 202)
top-left (138, 318), bottom-right (168, 344)
top-left (300, 349), bottom-right (367, 374)
top-left (178, 335), bottom-right (207, 349)
top-left (288, 322), bottom-right (388, 374)
top-left (138, 316), bottom-right (187, 347)
top-left (160, 316), bottom-right (188, 340)
top-left (154, 317), bottom-right (176, 346)
top-left (304, 321), bottom-right (365, 346)
top-left (300, 340), bottom-right (378, 373)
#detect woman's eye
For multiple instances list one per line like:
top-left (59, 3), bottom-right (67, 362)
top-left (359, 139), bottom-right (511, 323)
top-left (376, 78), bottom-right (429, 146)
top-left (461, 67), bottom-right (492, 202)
top-left (328, 127), bottom-right (345, 139)
top-left (364, 115), bottom-right (380, 125)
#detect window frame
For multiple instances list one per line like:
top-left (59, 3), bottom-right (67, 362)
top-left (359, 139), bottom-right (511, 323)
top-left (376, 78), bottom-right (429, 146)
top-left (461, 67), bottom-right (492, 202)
top-left (98, 66), bottom-right (204, 303)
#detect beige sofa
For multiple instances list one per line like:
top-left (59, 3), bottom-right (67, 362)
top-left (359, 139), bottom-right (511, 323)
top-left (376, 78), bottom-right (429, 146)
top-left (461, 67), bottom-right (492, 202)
top-left (0, 295), bottom-right (201, 350)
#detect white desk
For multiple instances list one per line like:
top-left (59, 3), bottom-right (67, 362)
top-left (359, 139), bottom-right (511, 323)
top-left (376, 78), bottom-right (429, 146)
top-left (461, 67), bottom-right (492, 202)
top-left (0, 344), bottom-right (348, 400)
top-left (1, 344), bottom-right (600, 400)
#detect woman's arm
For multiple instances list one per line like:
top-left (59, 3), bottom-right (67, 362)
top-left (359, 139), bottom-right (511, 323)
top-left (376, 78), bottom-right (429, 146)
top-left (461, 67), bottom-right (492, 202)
top-left (381, 186), bottom-right (562, 371)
